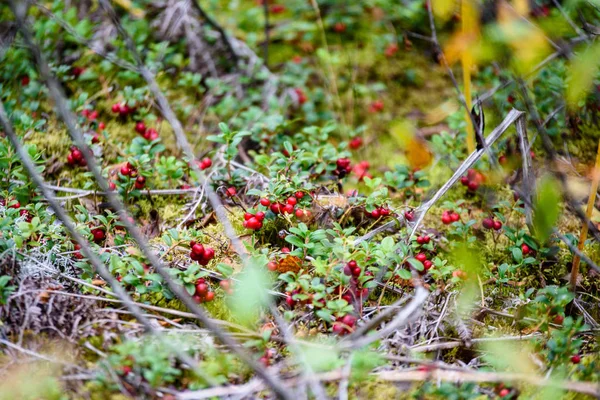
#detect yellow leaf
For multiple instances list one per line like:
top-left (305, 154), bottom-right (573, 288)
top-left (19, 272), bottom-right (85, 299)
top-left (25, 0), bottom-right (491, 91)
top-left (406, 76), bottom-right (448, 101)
top-left (113, 0), bottom-right (145, 18)
top-left (432, 0), bottom-right (456, 20)
top-left (389, 120), bottom-right (433, 169)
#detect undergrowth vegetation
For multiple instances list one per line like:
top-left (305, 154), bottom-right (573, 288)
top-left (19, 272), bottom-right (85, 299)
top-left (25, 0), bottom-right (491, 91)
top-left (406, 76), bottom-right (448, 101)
top-left (0, 0), bottom-right (599, 399)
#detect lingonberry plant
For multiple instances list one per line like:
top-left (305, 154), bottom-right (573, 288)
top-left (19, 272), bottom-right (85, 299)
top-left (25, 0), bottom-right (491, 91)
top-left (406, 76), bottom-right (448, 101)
top-left (0, 0), bottom-right (599, 398)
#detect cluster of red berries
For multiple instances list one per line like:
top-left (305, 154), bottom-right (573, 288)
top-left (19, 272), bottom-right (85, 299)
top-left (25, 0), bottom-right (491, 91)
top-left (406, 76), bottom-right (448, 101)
top-left (189, 241), bottom-right (215, 266)
top-left (134, 121), bottom-right (159, 141)
top-left (81, 108), bottom-right (99, 121)
top-left (334, 158), bottom-right (352, 178)
top-left (196, 157), bottom-right (212, 170)
top-left (416, 235), bottom-right (431, 245)
top-left (91, 227), bottom-right (105, 243)
top-left (414, 252), bottom-right (433, 273)
top-left (349, 137), bottom-right (363, 150)
top-left (243, 211), bottom-right (266, 230)
top-left (365, 206), bottom-right (391, 219)
top-left (460, 168), bottom-right (484, 191)
top-left (384, 43), bottom-right (399, 57)
top-left (294, 88), bottom-right (307, 105)
top-left (111, 102), bottom-right (136, 117)
top-left (343, 260), bottom-right (361, 277)
top-left (119, 162), bottom-right (146, 189)
top-left (482, 217), bottom-right (502, 231)
top-left (193, 278), bottom-right (215, 303)
top-left (441, 210), bottom-right (460, 225)
top-left (368, 99), bottom-right (384, 113)
top-left (66, 146), bottom-right (87, 167)
top-left (3, 198), bottom-right (32, 222)
top-left (262, 192), bottom-right (308, 218)
top-left (332, 314), bottom-right (357, 335)
top-left (72, 242), bottom-right (83, 259)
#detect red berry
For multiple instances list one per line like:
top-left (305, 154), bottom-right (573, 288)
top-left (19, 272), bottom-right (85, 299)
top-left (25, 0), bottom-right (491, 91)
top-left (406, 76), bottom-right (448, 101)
top-left (349, 137), bottom-right (363, 150)
top-left (441, 213), bottom-right (452, 225)
top-left (192, 243), bottom-right (205, 255)
top-left (352, 267), bottom-right (361, 276)
top-left (92, 229), bottom-right (105, 242)
top-left (370, 209), bottom-right (380, 218)
top-left (333, 22), bottom-right (346, 33)
top-left (120, 164), bottom-right (131, 176)
top-left (571, 354), bottom-right (581, 364)
top-left (424, 236), bottom-right (431, 244)
top-left (205, 291), bottom-right (215, 302)
top-left (286, 197), bottom-right (297, 206)
top-left (499, 155), bottom-right (507, 164)
top-left (283, 204), bottom-right (294, 214)
top-left (493, 220), bottom-right (503, 231)
top-left (295, 209), bottom-right (304, 218)
top-left (553, 314), bottom-right (564, 324)
top-left (195, 283), bottom-right (208, 295)
top-left (255, 211), bottom-right (265, 221)
top-left (270, 4), bottom-right (285, 13)
top-left (521, 244), bottom-right (531, 255)
top-left (380, 208), bottom-right (390, 216)
top-left (202, 247), bottom-right (215, 261)
top-left (498, 388), bottom-right (510, 397)
top-left (384, 43), bottom-right (398, 57)
top-left (98, 122), bottom-right (105, 130)
top-left (281, 247), bottom-right (290, 253)
top-left (260, 198), bottom-right (271, 206)
top-left (417, 236), bottom-right (425, 245)
top-left (246, 217), bottom-right (262, 230)
top-left (267, 261), bottom-right (278, 271)
top-left (135, 121), bottom-right (146, 134)
top-left (244, 212), bottom-right (253, 221)
top-left (294, 88), bottom-right (307, 104)
top-left (111, 103), bottom-right (121, 113)
top-left (342, 314), bottom-right (356, 327)
top-left (332, 322), bottom-right (344, 335)
top-left (134, 175), bottom-right (146, 189)
top-left (347, 261), bottom-right (357, 269)
top-left (66, 153), bottom-right (75, 165)
top-left (450, 212), bottom-right (460, 222)
top-left (415, 253), bottom-right (427, 263)
top-left (71, 149), bottom-right (83, 162)
top-left (193, 295), bottom-right (202, 303)
top-left (286, 294), bottom-right (295, 307)
top-left (121, 366), bottom-right (132, 375)
top-left (226, 187), bottom-right (237, 197)
top-left (21, 76), bottom-right (30, 86)
top-left (343, 265), bottom-right (353, 276)
top-left (424, 260), bottom-right (433, 270)
top-left (460, 176), bottom-right (469, 186)
top-left (270, 203), bottom-right (281, 214)
top-left (108, 181), bottom-right (116, 191)
top-left (220, 280), bottom-right (230, 290)
top-left (404, 211), bottom-right (414, 221)
top-left (119, 104), bottom-right (130, 115)
top-left (482, 218), bottom-right (494, 229)
top-left (336, 158), bottom-right (351, 170)
top-left (468, 181), bottom-right (479, 191)
top-left (88, 110), bottom-right (98, 121)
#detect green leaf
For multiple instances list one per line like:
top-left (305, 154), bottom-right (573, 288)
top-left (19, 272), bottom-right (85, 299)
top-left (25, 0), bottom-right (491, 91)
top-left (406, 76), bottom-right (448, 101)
top-left (566, 42), bottom-right (600, 107)
top-left (407, 257), bottom-right (424, 271)
top-left (533, 175), bottom-right (561, 243)
top-left (285, 235), bottom-right (305, 248)
top-left (229, 256), bottom-right (272, 325)
top-left (398, 269), bottom-right (412, 280)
